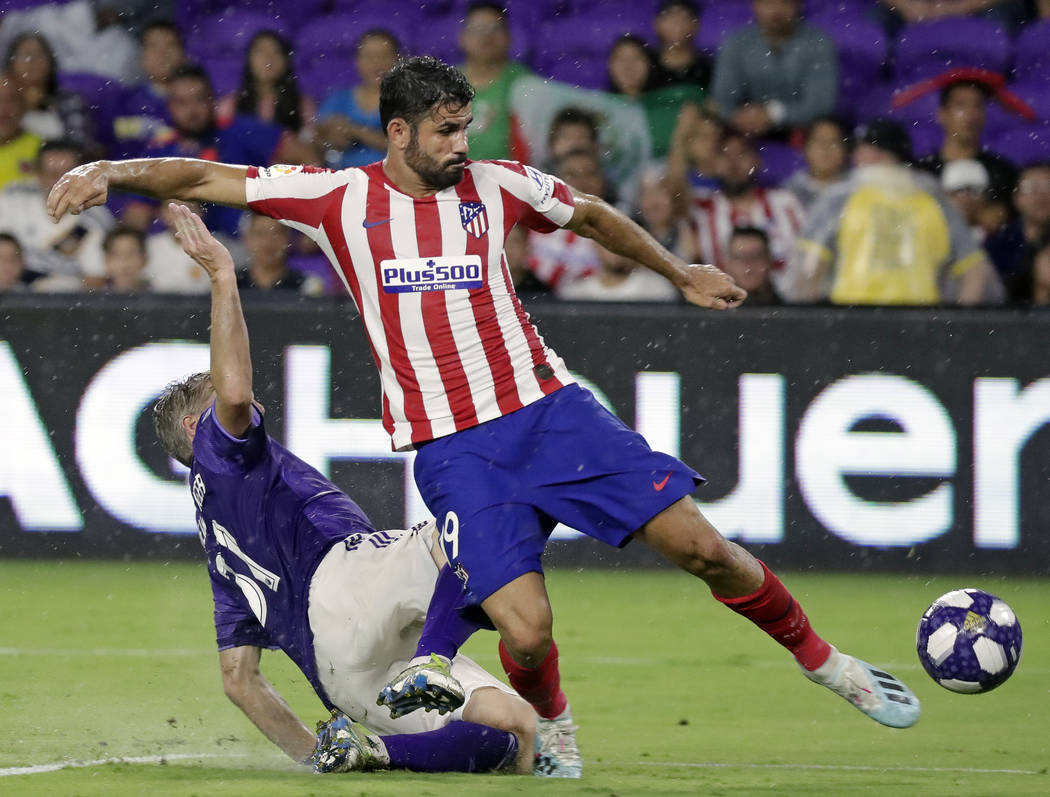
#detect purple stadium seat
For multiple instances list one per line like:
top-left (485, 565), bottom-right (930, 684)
top-left (1013, 20), bottom-right (1050, 83)
top-left (296, 13), bottom-right (415, 82)
top-left (987, 125), bottom-right (1050, 168)
top-left (696, 2), bottom-right (753, 57)
top-left (199, 55), bottom-right (242, 98)
top-left (756, 140), bottom-right (805, 187)
top-left (535, 14), bottom-right (651, 87)
top-left (302, 57), bottom-right (359, 104)
top-left (894, 19), bottom-right (1010, 82)
top-left (1008, 80), bottom-right (1050, 129)
top-left (183, 9), bottom-right (294, 64)
top-left (416, 13), bottom-right (534, 65)
top-left (812, 17), bottom-right (890, 121)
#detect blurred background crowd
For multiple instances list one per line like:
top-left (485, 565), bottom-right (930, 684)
top-left (1, 0), bottom-right (1049, 307)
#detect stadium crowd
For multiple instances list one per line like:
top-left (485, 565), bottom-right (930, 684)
top-left (1, 0), bottom-right (1049, 306)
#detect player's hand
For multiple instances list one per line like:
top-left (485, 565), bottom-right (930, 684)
top-left (169, 202), bottom-right (236, 280)
top-left (47, 161), bottom-right (110, 222)
top-left (677, 263), bottom-right (747, 309)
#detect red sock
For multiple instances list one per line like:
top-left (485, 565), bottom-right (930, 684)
top-left (498, 639), bottom-right (568, 719)
top-left (713, 561), bottom-right (832, 671)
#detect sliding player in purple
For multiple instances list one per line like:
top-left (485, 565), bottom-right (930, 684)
top-left (50, 53), bottom-right (920, 781)
top-left (151, 203), bottom-right (535, 775)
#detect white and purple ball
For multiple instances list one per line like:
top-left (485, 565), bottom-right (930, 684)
top-left (916, 588), bottom-right (1022, 694)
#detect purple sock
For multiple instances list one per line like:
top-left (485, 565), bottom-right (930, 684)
top-left (382, 721), bottom-right (518, 772)
top-left (413, 565), bottom-right (487, 660)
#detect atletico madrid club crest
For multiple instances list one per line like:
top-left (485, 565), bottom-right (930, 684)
top-left (459, 201), bottom-right (489, 238)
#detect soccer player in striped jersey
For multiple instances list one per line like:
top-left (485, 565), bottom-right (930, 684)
top-left (152, 203), bottom-right (534, 775)
top-left (48, 55), bottom-right (920, 779)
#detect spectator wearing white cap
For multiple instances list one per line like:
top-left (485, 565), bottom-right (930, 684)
top-left (941, 159), bottom-right (994, 244)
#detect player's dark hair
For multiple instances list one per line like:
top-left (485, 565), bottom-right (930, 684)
top-left (170, 62), bottom-right (214, 92)
top-left (547, 107), bottom-right (600, 147)
top-left (730, 225), bottom-right (771, 252)
top-left (103, 224), bottom-right (146, 254)
top-left (939, 78), bottom-right (993, 108)
top-left (153, 372), bottom-right (214, 467)
top-left (235, 30), bottom-right (304, 132)
top-left (140, 19), bottom-right (184, 47)
top-left (379, 56), bottom-right (475, 133)
top-left (5, 32), bottom-right (59, 98)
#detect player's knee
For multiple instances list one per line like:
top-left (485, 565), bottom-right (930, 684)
top-left (501, 624), bottom-right (553, 667)
top-left (666, 529), bottom-right (735, 579)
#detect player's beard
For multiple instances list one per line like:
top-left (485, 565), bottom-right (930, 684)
top-left (405, 130), bottom-right (466, 191)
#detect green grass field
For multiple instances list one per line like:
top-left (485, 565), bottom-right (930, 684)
top-left (1, 560), bottom-right (1046, 796)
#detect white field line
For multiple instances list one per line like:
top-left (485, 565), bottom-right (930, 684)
top-left (0, 753), bottom-right (251, 778)
top-left (635, 761), bottom-right (1042, 776)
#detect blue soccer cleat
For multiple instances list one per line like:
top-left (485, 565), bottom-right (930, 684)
top-left (803, 647), bottom-right (921, 729)
top-left (377, 653), bottom-right (465, 719)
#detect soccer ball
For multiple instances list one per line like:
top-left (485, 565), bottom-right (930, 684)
top-left (916, 588), bottom-right (1022, 694)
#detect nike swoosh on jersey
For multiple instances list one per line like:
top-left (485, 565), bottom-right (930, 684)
top-left (652, 474), bottom-right (671, 491)
top-left (362, 217), bottom-right (393, 228)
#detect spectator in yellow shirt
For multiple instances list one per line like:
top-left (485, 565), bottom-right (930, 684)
top-left (0, 72), bottom-right (41, 191)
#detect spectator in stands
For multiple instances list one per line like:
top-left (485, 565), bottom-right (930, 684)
top-left (785, 120), bottom-right (1001, 305)
top-left (710, 0), bottom-right (837, 138)
top-left (458, 2), bottom-right (531, 160)
top-left (917, 77), bottom-right (1018, 217)
top-left (0, 232), bottom-right (39, 291)
top-left (667, 104), bottom-right (725, 202)
top-left (941, 159), bottom-right (994, 243)
top-left (0, 0), bottom-right (141, 83)
top-left (100, 225), bottom-right (149, 293)
top-left (1007, 236), bottom-right (1050, 307)
top-left (873, 0), bottom-right (1030, 34)
top-left (559, 241), bottom-right (680, 302)
top-left (637, 166), bottom-right (697, 262)
top-left (145, 200), bottom-right (245, 294)
top-left (650, 1), bottom-right (711, 90)
top-left (0, 72), bottom-right (40, 191)
top-left (721, 226), bottom-right (781, 305)
top-left (237, 214), bottom-right (324, 296)
top-left (218, 30), bottom-right (316, 136)
top-left (504, 224), bottom-right (547, 295)
top-left (783, 116), bottom-right (850, 211)
top-left (688, 128), bottom-right (805, 277)
top-left (147, 64), bottom-right (318, 237)
top-left (608, 34), bottom-right (704, 160)
top-left (5, 33), bottom-right (98, 157)
top-left (314, 30), bottom-right (400, 170)
top-left (525, 149), bottom-right (606, 294)
top-left (0, 138), bottom-right (112, 282)
top-left (546, 107), bottom-right (600, 165)
top-left (986, 162), bottom-right (1050, 280)
top-left (109, 21), bottom-right (187, 159)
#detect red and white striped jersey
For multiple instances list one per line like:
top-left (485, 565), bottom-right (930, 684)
top-left (245, 160), bottom-right (578, 450)
top-left (689, 187), bottom-right (805, 271)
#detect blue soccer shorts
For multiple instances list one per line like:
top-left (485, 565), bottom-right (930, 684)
top-left (412, 383), bottom-right (702, 606)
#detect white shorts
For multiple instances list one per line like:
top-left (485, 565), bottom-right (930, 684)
top-left (307, 523), bottom-right (514, 735)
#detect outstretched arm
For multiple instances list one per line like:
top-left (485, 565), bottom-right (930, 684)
top-left (563, 187), bottom-right (746, 309)
top-left (219, 646), bottom-right (316, 763)
top-left (171, 203), bottom-right (254, 437)
top-left (47, 158), bottom-right (248, 222)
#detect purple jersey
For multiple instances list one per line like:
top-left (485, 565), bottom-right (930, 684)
top-left (191, 403), bottom-right (374, 703)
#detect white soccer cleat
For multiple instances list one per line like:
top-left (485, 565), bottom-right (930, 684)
top-left (533, 708), bottom-right (582, 778)
top-left (803, 646), bottom-right (920, 729)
